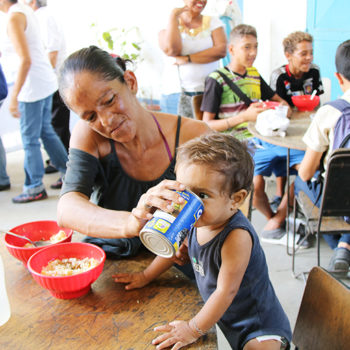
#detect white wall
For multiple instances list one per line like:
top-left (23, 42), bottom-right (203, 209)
top-left (243, 0), bottom-right (307, 82)
top-left (0, 0), bottom-right (308, 150)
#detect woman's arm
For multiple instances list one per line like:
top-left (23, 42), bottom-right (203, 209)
top-left (175, 27), bottom-right (227, 65)
top-left (298, 147), bottom-right (323, 181)
top-left (7, 12), bottom-right (31, 118)
top-left (158, 7), bottom-right (187, 56)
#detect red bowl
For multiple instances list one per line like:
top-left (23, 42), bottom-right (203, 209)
top-left (4, 220), bottom-right (73, 267)
top-left (292, 95), bottom-right (320, 111)
top-left (263, 101), bottom-right (281, 109)
top-left (27, 242), bottom-right (106, 299)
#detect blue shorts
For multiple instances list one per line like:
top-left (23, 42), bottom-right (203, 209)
top-left (251, 138), bottom-right (305, 177)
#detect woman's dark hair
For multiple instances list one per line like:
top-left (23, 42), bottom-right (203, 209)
top-left (335, 40), bottom-right (350, 81)
top-left (58, 46), bottom-right (130, 97)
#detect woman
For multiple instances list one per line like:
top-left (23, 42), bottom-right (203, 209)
top-left (159, 0), bottom-right (227, 117)
top-left (0, 0), bottom-right (68, 203)
top-left (57, 46), bottom-right (210, 258)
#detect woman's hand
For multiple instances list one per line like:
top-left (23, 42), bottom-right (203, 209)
top-left (9, 95), bottom-right (20, 118)
top-left (170, 6), bottom-right (189, 21)
top-left (124, 180), bottom-right (186, 237)
top-left (133, 179), bottom-right (186, 220)
top-left (153, 320), bottom-right (199, 350)
top-left (112, 272), bottom-right (150, 290)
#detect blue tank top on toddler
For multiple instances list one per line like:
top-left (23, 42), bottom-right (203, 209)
top-left (188, 210), bottom-right (292, 349)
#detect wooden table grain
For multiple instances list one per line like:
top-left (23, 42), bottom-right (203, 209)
top-left (0, 241), bottom-right (217, 350)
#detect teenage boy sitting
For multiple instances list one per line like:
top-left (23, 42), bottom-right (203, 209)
top-left (114, 133), bottom-right (292, 350)
top-left (270, 31), bottom-right (324, 108)
top-left (293, 39), bottom-right (350, 277)
top-left (200, 24), bottom-right (302, 241)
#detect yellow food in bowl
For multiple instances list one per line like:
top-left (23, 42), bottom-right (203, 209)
top-left (41, 257), bottom-right (99, 276)
top-left (50, 230), bottom-right (67, 243)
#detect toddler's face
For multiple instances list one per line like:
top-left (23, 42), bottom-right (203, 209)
top-left (176, 163), bottom-right (234, 229)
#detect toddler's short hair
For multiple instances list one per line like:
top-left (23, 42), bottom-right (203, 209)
top-left (176, 132), bottom-right (254, 195)
top-left (230, 24), bottom-right (257, 43)
top-left (283, 31), bottom-right (313, 54)
top-left (335, 40), bottom-right (350, 81)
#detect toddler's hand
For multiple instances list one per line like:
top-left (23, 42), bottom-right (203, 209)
top-left (112, 272), bottom-right (149, 290)
top-left (153, 320), bottom-right (199, 350)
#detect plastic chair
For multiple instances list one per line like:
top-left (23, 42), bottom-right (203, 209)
top-left (191, 94), bottom-right (203, 120)
top-left (293, 266), bottom-right (350, 350)
top-left (292, 148), bottom-right (350, 277)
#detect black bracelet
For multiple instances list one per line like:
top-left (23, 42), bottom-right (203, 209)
top-left (187, 54), bottom-right (191, 63)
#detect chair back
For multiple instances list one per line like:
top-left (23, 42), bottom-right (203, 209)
top-left (320, 148), bottom-right (350, 218)
top-left (191, 94), bottom-right (203, 120)
top-left (293, 266), bottom-right (350, 350)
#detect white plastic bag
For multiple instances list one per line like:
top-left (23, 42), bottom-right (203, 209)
top-left (255, 108), bottom-right (290, 137)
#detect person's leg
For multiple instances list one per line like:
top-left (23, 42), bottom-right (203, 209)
top-left (40, 94), bottom-right (68, 175)
top-left (243, 338), bottom-right (282, 350)
top-left (275, 176), bottom-right (286, 198)
top-left (294, 174), bottom-right (339, 248)
top-left (253, 175), bottom-right (274, 219)
top-left (0, 136), bottom-right (10, 189)
top-left (252, 139), bottom-right (277, 220)
top-left (160, 93), bottom-right (180, 115)
top-left (18, 100), bottom-right (45, 193)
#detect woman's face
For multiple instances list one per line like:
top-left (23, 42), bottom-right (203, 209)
top-left (184, 0), bottom-right (207, 14)
top-left (63, 70), bottom-right (138, 143)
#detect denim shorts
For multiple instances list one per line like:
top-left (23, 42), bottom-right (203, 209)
top-left (251, 138), bottom-right (305, 177)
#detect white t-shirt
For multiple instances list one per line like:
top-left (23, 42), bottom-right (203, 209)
top-left (161, 16), bottom-right (224, 95)
top-left (34, 6), bottom-right (67, 72)
top-left (303, 88), bottom-right (350, 174)
top-left (2, 3), bottom-right (57, 102)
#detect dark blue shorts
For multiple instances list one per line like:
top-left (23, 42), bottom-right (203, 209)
top-left (251, 138), bottom-right (305, 177)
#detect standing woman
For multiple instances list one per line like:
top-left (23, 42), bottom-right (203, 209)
top-left (159, 0), bottom-right (227, 117)
top-left (57, 46), bottom-right (210, 258)
top-left (0, 0), bottom-right (68, 203)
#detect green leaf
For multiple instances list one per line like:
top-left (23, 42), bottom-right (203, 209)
top-left (132, 43), bottom-right (141, 51)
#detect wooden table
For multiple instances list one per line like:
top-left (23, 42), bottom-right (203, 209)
top-left (0, 242), bottom-right (217, 350)
top-left (248, 110), bottom-right (312, 253)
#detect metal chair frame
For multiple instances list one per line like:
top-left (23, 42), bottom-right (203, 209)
top-left (292, 148), bottom-right (350, 278)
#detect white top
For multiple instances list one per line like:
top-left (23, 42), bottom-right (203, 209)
top-left (34, 6), bottom-right (67, 72)
top-left (303, 88), bottom-right (350, 173)
top-left (161, 16), bottom-right (224, 94)
top-left (2, 3), bottom-right (57, 102)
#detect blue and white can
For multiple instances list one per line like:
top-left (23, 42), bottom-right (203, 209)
top-left (140, 190), bottom-right (204, 258)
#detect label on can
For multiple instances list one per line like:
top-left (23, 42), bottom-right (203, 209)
top-left (140, 190), bottom-right (203, 257)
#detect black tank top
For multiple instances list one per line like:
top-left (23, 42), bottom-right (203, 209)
top-left (62, 116), bottom-right (182, 211)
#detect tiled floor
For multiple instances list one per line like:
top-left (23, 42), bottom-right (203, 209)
top-left (1, 149), bottom-right (349, 349)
